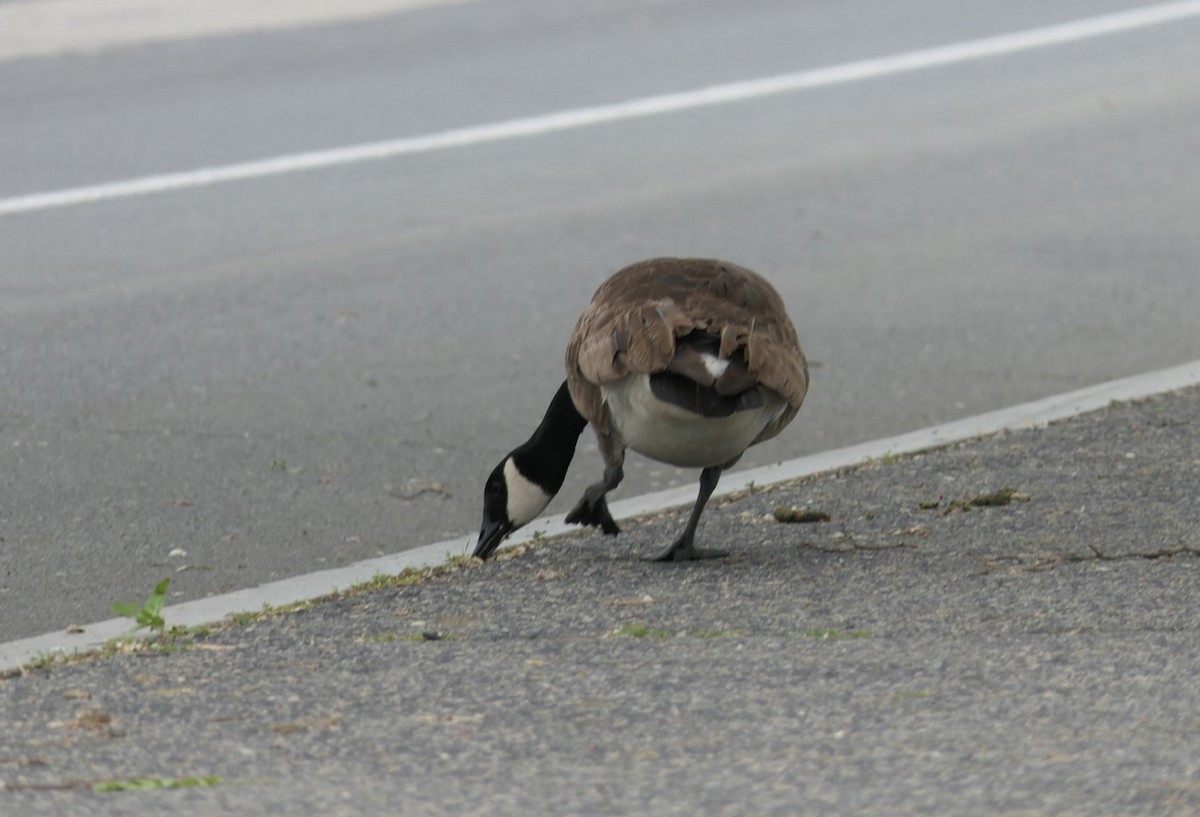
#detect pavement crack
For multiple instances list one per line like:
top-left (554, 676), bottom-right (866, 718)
top-left (977, 542), bottom-right (1200, 574)
top-left (1076, 543), bottom-right (1200, 562)
top-left (2, 778), bottom-right (95, 792)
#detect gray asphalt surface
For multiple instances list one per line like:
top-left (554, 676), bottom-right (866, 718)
top-left (2, 385), bottom-right (1198, 816)
top-left (3, 0), bottom-right (1200, 642)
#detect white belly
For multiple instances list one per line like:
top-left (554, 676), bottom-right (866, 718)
top-left (601, 375), bottom-right (786, 468)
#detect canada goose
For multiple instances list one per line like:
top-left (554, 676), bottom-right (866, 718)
top-left (475, 257), bottom-right (808, 562)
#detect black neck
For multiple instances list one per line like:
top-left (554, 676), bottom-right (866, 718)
top-left (512, 380), bottom-right (587, 495)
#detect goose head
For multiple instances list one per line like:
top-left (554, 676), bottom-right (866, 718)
top-left (476, 454), bottom-right (556, 559)
top-left (474, 381), bottom-right (588, 560)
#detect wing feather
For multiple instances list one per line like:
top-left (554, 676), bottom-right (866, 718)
top-left (566, 258), bottom-right (809, 450)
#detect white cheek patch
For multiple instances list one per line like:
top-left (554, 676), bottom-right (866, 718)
top-left (504, 458), bottom-right (552, 528)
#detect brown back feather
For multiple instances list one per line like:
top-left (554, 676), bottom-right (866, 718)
top-left (566, 258), bottom-right (808, 449)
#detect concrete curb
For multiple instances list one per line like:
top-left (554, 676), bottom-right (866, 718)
top-left (3, 357), bottom-right (1198, 673)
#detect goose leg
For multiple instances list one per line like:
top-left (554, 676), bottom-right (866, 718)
top-left (649, 465), bottom-right (727, 561)
top-left (565, 462), bottom-right (623, 535)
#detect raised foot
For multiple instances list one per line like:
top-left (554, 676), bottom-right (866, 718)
top-left (565, 494), bottom-right (621, 536)
top-left (646, 542), bottom-right (730, 562)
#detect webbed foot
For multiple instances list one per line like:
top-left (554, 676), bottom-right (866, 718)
top-left (565, 494), bottom-right (621, 536)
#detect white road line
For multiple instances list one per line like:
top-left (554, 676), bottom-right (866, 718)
top-left (3, 358), bottom-right (1200, 672)
top-left (3, 0), bottom-right (1200, 217)
top-left (0, 0), bottom-right (477, 61)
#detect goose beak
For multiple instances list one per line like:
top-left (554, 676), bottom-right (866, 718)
top-left (474, 517), bottom-right (513, 560)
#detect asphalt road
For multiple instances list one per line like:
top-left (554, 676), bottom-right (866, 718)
top-left (3, 0), bottom-right (1200, 640)
top-left (2, 384), bottom-right (1197, 816)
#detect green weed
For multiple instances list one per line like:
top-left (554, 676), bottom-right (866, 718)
top-left (609, 622), bottom-right (670, 638)
top-left (803, 628), bottom-right (873, 640)
top-left (112, 578), bottom-right (170, 635)
top-left (93, 775), bottom-right (221, 793)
